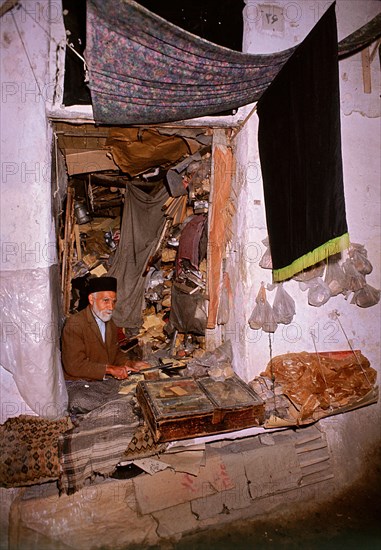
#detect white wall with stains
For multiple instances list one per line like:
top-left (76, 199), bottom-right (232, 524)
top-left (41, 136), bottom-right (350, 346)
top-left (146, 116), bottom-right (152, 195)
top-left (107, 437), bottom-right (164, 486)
top-left (0, 1), bottom-right (67, 423)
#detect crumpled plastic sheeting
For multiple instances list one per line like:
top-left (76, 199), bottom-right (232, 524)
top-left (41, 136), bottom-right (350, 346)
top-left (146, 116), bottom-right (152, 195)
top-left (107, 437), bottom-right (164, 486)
top-left (0, 267), bottom-right (68, 419)
top-left (261, 351), bottom-right (377, 421)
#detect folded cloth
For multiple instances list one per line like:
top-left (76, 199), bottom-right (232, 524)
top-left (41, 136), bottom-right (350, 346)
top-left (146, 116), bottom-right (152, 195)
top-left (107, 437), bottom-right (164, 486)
top-left (66, 378), bottom-right (124, 414)
top-left (58, 397), bottom-right (139, 494)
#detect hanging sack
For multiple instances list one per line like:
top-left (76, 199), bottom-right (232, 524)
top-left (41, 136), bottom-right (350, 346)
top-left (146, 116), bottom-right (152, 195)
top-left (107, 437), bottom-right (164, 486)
top-left (259, 236), bottom-right (273, 269)
top-left (353, 284), bottom-right (380, 308)
top-left (168, 282), bottom-right (207, 335)
top-left (306, 277), bottom-right (331, 307)
top-left (348, 243), bottom-right (373, 275)
top-left (248, 283), bottom-right (278, 333)
top-left (324, 257), bottom-right (347, 296)
top-left (272, 283), bottom-right (296, 324)
top-left (342, 259), bottom-right (366, 291)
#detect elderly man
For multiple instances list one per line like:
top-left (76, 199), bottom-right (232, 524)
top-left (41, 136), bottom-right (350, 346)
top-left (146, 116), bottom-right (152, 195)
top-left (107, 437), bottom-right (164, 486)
top-left (62, 276), bottom-right (145, 380)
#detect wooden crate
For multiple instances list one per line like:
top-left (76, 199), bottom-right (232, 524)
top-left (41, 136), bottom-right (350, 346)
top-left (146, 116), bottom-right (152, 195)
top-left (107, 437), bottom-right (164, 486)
top-left (136, 375), bottom-right (265, 442)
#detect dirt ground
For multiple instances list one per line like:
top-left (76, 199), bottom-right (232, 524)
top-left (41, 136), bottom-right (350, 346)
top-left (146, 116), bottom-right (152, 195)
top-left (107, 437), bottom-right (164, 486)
top-left (155, 461), bottom-right (381, 550)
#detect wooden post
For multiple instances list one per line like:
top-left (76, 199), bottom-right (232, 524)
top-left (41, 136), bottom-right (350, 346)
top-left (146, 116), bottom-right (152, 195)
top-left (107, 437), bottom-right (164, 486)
top-left (61, 188), bottom-right (75, 316)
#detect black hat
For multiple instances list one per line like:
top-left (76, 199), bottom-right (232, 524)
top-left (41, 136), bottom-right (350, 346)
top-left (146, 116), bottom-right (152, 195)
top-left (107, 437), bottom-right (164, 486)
top-left (87, 276), bottom-right (117, 295)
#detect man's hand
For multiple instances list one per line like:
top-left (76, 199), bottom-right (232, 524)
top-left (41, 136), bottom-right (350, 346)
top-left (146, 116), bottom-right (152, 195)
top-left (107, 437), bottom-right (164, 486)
top-left (125, 359), bottom-right (150, 371)
top-left (105, 361), bottom-right (150, 380)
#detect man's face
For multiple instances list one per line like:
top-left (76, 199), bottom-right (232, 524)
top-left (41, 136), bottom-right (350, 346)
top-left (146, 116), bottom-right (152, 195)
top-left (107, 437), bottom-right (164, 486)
top-left (88, 291), bottom-right (117, 322)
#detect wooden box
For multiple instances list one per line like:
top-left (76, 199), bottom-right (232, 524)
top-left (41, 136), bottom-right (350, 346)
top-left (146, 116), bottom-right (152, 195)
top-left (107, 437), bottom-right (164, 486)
top-left (136, 375), bottom-right (265, 442)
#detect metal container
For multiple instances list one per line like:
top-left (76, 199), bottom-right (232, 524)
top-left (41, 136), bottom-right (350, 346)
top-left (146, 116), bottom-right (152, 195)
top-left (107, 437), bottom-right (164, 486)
top-left (74, 201), bottom-right (92, 224)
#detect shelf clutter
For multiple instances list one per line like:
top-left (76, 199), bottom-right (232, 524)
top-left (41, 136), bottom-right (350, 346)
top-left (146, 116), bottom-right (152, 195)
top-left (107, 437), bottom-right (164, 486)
top-left (58, 125), bottom-right (213, 359)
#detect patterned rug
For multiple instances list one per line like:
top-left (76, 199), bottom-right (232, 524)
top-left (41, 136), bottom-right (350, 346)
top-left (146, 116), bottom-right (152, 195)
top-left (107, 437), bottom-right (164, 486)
top-left (0, 415), bottom-right (73, 488)
top-left (122, 424), bottom-right (168, 461)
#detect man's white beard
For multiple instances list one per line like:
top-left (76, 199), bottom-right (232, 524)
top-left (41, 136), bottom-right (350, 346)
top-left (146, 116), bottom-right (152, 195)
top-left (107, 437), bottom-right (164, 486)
top-left (92, 303), bottom-right (113, 322)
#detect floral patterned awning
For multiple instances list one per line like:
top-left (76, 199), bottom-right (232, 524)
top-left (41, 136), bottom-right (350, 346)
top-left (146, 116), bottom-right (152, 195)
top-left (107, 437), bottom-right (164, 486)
top-left (86, 0), bottom-right (380, 125)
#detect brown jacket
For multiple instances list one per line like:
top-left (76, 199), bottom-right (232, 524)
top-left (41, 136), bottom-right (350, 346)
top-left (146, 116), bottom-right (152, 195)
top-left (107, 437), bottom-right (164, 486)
top-left (61, 306), bottom-right (127, 380)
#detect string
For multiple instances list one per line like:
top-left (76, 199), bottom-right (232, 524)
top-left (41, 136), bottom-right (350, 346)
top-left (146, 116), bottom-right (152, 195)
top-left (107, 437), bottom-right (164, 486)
top-left (11, 10), bottom-right (42, 96)
top-left (310, 329), bottom-right (332, 411)
top-left (231, 104), bottom-right (257, 140)
top-left (18, 3), bottom-right (88, 82)
top-left (268, 332), bottom-right (278, 415)
top-left (333, 310), bottom-right (372, 388)
top-left (19, 2), bottom-right (55, 42)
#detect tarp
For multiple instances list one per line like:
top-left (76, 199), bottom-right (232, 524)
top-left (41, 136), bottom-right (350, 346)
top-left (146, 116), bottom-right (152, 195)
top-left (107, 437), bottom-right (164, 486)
top-left (0, 267), bottom-right (68, 419)
top-left (257, 3), bottom-right (349, 281)
top-left (86, 0), bottom-right (381, 125)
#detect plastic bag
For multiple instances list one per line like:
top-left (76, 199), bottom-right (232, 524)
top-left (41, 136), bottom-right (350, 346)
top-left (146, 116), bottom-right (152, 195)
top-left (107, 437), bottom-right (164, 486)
top-left (248, 283), bottom-right (278, 333)
top-left (272, 284), bottom-right (296, 324)
top-left (302, 277), bottom-right (331, 307)
top-left (259, 236), bottom-right (273, 269)
top-left (324, 257), bottom-right (348, 296)
top-left (342, 259), bottom-right (366, 291)
top-left (348, 243), bottom-right (373, 275)
top-left (352, 284), bottom-right (380, 308)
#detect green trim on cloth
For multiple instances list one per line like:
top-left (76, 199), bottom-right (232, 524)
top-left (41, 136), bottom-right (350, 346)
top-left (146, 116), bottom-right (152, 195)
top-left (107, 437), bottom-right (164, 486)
top-left (273, 233), bottom-right (350, 282)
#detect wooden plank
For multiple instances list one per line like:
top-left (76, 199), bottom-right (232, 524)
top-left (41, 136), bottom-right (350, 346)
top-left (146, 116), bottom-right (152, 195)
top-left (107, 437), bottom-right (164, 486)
top-left (61, 188), bottom-right (74, 292)
top-left (61, 188), bottom-right (75, 316)
top-left (65, 149), bottom-right (118, 175)
top-left (361, 47), bottom-right (371, 94)
top-left (74, 224), bottom-right (82, 261)
top-left (207, 136), bottom-right (235, 329)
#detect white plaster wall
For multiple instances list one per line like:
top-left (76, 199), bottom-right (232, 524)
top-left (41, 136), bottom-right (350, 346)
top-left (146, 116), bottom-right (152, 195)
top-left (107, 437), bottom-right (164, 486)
top-left (0, 1), bottom-right (67, 420)
top-left (0, 2), bottom-right (57, 268)
top-left (228, 0), bottom-right (380, 483)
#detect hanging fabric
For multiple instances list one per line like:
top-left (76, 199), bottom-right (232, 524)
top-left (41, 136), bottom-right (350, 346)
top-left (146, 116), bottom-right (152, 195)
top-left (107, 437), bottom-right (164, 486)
top-left (257, 3), bottom-right (349, 282)
top-left (86, 0), bottom-right (295, 124)
top-left (86, 0), bottom-right (380, 126)
top-left (108, 184), bottom-right (169, 330)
